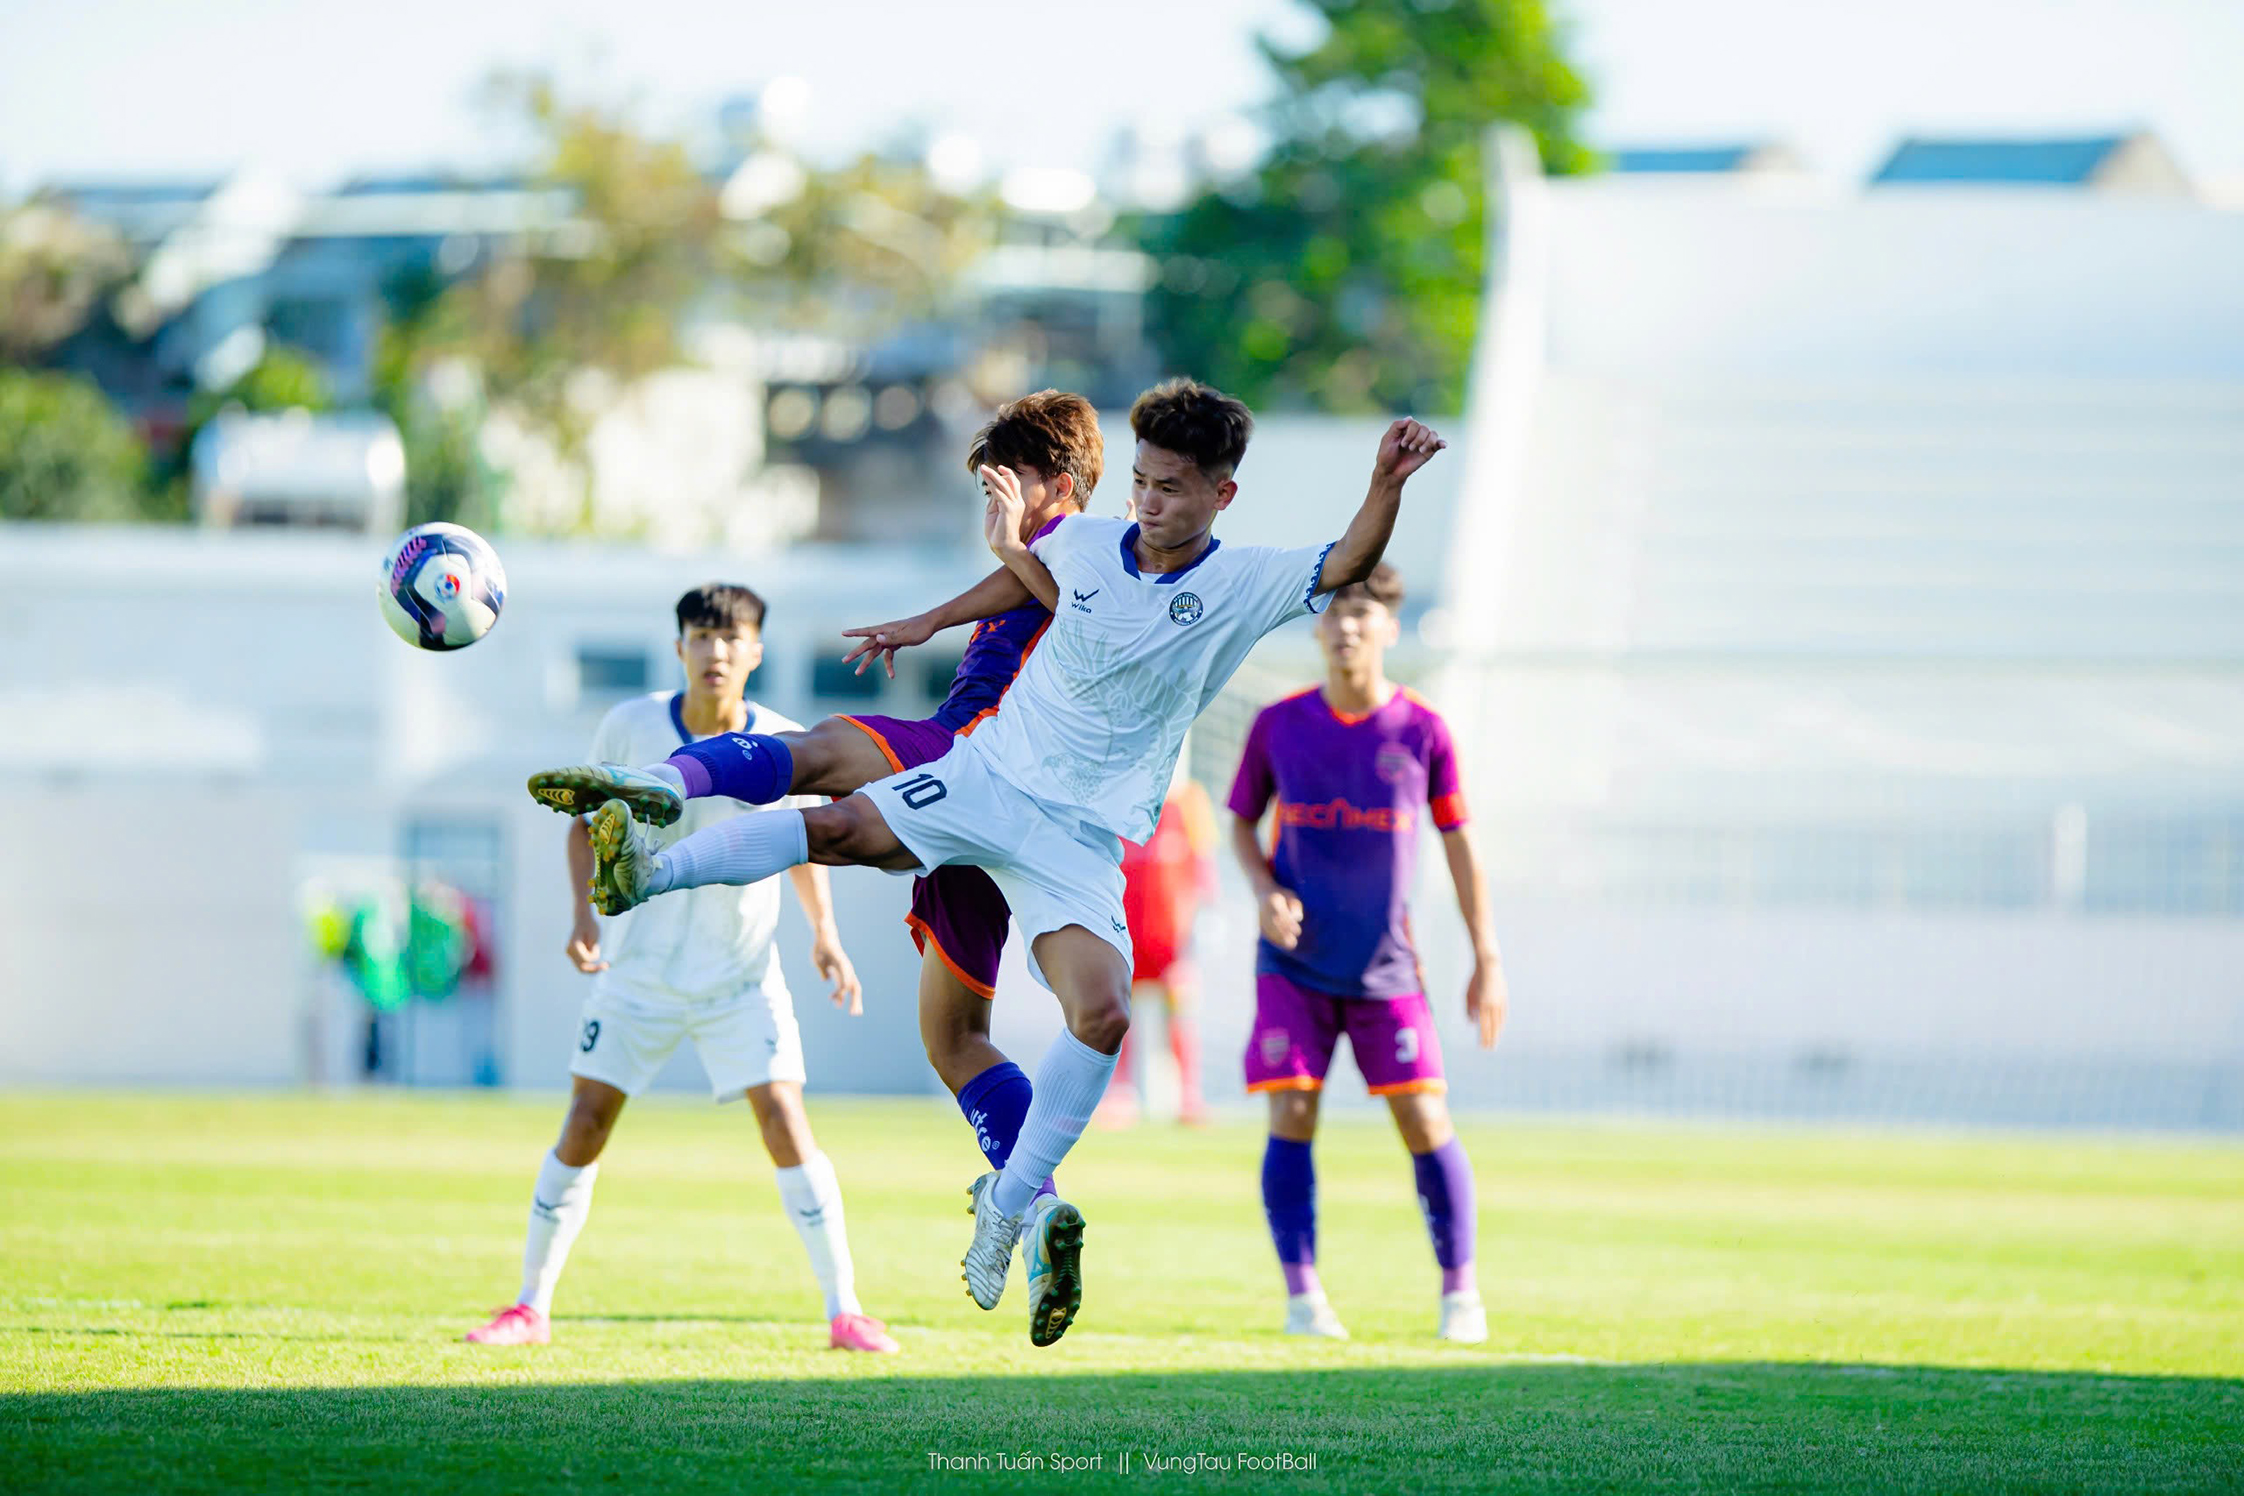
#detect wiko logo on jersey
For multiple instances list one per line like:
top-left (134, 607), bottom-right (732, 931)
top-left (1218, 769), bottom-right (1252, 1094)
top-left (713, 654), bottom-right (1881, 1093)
top-left (1071, 587), bottom-right (1100, 614)
top-left (1168, 591), bottom-right (1205, 626)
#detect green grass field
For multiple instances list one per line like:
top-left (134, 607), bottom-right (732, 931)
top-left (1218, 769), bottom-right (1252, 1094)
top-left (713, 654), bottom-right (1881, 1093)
top-left (2, 1093), bottom-right (2239, 1493)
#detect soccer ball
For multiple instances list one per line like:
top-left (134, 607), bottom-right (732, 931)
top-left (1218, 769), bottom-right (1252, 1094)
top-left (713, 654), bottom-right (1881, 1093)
top-left (378, 523), bottom-right (506, 651)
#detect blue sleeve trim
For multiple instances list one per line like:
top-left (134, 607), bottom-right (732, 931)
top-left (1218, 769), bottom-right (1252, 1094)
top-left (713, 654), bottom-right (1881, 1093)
top-left (1303, 542), bottom-right (1338, 615)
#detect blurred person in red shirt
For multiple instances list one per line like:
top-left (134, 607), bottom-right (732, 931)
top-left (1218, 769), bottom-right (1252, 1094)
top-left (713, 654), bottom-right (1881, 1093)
top-left (1104, 769), bottom-right (1220, 1127)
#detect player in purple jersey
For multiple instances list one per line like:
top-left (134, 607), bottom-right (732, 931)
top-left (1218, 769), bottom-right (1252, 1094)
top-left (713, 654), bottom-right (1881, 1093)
top-left (1227, 562), bottom-right (1509, 1343)
top-left (526, 391), bottom-right (1103, 1223)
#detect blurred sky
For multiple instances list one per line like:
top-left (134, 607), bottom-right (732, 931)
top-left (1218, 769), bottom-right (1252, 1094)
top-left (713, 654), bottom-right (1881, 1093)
top-left (1, 0), bottom-right (2240, 192)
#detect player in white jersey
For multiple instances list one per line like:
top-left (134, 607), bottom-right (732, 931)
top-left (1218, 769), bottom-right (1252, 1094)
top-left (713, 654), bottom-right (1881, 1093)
top-left (466, 583), bottom-right (898, 1354)
top-left (548, 381), bottom-right (1444, 1346)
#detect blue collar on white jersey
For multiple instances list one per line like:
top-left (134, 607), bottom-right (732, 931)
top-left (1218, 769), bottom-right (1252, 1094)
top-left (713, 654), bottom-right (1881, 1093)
top-left (667, 692), bottom-right (693, 745)
top-left (1119, 523), bottom-right (1220, 583)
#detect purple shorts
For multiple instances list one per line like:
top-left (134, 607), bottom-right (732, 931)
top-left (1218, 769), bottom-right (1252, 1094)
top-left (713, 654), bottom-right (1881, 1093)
top-left (839, 713), bottom-right (1011, 999)
top-left (1244, 972), bottom-right (1446, 1096)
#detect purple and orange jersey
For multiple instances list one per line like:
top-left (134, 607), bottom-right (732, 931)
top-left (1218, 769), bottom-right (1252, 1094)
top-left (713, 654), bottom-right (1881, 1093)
top-left (1227, 686), bottom-right (1468, 1000)
top-left (829, 514), bottom-right (1065, 998)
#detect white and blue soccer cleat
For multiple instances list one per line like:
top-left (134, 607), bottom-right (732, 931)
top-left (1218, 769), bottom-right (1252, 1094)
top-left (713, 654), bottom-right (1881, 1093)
top-left (527, 762), bottom-right (684, 827)
top-left (960, 1171), bottom-right (1026, 1311)
top-left (586, 800), bottom-right (655, 916)
top-left (1437, 1289), bottom-right (1488, 1344)
top-left (1023, 1193), bottom-right (1086, 1348)
top-left (1284, 1292), bottom-right (1350, 1340)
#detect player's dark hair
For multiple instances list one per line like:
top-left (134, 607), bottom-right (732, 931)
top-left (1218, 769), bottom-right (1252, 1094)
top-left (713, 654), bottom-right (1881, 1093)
top-left (966, 390), bottom-right (1105, 504)
top-left (1129, 378), bottom-right (1253, 480)
top-left (1330, 563), bottom-right (1405, 613)
top-left (675, 582), bottom-right (767, 635)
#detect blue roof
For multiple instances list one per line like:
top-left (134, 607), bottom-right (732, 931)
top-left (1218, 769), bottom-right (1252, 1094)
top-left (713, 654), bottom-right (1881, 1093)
top-left (1873, 137), bottom-right (2126, 185)
top-left (1609, 147), bottom-right (1757, 174)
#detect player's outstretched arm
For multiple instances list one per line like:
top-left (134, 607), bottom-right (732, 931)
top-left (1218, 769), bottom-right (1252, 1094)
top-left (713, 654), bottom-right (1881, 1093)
top-left (1440, 826), bottom-right (1506, 1048)
top-left (979, 463), bottom-right (1060, 611)
top-left (1315, 418), bottom-right (1447, 595)
top-left (840, 564), bottom-right (1038, 679)
top-left (786, 863), bottom-right (863, 1014)
top-left (1231, 813), bottom-right (1303, 951)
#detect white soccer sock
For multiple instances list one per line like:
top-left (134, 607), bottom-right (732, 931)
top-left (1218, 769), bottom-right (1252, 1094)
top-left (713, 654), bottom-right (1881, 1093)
top-left (992, 1030), bottom-right (1117, 1217)
top-left (518, 1150), bottom-right (598, 1315)
top-left (775, 1151), bottom-right (861, 1320)
top-left (639, 762), bottom-right (687, 794)
top-left (648, 808), bottom-right (808, 895)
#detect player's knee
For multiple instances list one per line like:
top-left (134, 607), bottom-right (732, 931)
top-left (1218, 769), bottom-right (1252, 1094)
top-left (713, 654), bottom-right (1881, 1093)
top-left (800, 800), bottom-right (863, 860)
top-left (1068, 992), bottom-right (1131, 1054)
top-left (557, 1097), bottom-right (621, 1162)
top-left (1392, 1095), bottom-right (1454, 1154)
top-left (1270, 1092), bottom-right (1319, 1140)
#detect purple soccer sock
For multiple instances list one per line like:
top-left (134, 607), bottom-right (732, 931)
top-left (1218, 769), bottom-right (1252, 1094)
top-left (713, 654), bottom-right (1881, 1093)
top-left (1412, 1137), bottom-right (1478, 1294)
top-left (1262, 1136), bottom-right (1319, 1295)
top-left (954, 1061), bottom-right (1055, 1201)
top-left (664, 732), bottom-right (793, 805)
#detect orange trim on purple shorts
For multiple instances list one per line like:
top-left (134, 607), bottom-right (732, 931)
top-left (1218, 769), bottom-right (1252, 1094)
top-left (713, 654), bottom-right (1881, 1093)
top-left (835, 714), bottom-right (908, 775)
top-left (906, 910), bottom-right (997, 1000)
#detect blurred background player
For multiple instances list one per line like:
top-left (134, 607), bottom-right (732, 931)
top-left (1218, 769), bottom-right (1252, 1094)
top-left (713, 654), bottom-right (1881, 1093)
top-left (1227, 563), bottom-right (1507, 1344)
top-left (1101, 765), bottom-right (1219, 1128)
top-left (525, 392), bottom-right (1103, 1238)
top-left (469, 583), bottom-right (895, 1354)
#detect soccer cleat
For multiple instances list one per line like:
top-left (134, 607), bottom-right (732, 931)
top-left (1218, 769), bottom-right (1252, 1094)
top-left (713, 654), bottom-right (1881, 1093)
top-left (1023, 1193), bottom-right (1086, 1348)
top-left (828, 1312), bottom-right (900, 1354)
top-left (1437, 1290), bottom-right (1488, 1344)
top-left (464, 1303), bottom-right (549, 1346)
top-left (586, 800), bottom-right (655, 916)
top-left (1283, 1292), bottom-right (1349, 1340)
top-left (960, 1171), bottom-right (1025, 1311)
top-left (527, 762), bottom-right (684, 827)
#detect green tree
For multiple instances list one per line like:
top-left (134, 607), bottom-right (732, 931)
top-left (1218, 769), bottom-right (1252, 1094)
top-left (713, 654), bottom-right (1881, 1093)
top-left (0, 368), bottom-right (149, 522)
top-left (1144, 0), bottom-right (1592, 413)
top-left (0, 202), bottom-right (130, 364)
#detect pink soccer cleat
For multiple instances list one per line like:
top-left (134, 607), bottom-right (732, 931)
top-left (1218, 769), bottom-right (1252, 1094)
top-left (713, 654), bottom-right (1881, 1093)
top-left (828, 1312), bottom-right (899, 1353)
top-left (465, 1304), bottom-right (550, 1346)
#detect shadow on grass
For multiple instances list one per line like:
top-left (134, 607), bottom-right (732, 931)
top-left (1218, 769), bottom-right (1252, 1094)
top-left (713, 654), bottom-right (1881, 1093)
top-left (4, 1363), bottom-right (2239, 1494)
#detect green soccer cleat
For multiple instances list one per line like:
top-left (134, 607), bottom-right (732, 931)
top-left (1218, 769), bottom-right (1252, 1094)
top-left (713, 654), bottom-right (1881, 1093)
top-left (1023, 1193), bottom-right (1085, 1348)
top-left (585, 800), bottom-right (655, 916)
top-left (527, 763), bottom-right (684, 828)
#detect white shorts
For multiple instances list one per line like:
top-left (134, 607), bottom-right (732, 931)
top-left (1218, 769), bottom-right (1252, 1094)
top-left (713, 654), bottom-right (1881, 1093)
top-left (569, 974), bottom-right (804, 1101)
top-left (858, 735), bottom-right (1131, 990)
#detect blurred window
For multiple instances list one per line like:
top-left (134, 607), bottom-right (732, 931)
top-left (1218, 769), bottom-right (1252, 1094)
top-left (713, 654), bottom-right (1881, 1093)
top-left (811, 654), bottom-right (884, 701)
top-left (577, 646), bottom-right (650, 696)
top-left (920, 655), bottom-right (964, 700)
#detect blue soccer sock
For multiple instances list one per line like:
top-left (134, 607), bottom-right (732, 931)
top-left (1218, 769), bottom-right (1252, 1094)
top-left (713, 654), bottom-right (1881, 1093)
top-left (1262, 1136), bottom-right (1320, 1296)
top-left (954, 1061), bottom-right (1055, 1201)
top-left (664, 732), bottom-right (795, 804)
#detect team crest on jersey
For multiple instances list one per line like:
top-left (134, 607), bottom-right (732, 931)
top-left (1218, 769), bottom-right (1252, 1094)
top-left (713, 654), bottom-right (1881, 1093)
top-left (1376, 743), bottom-right (1415, 785)
top-left (1168, 591), bottom-right (1205, 627)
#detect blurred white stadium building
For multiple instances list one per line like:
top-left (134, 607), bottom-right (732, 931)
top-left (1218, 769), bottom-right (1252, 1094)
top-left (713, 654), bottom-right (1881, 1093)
top-left (4, 133), bottom-right (2239, 1128)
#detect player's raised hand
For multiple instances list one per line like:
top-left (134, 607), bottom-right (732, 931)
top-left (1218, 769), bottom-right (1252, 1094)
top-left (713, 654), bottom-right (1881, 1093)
top-left (840, 611), bottom-right (937, 679)
top-left (565, 910), bottom-right (608, 974)
top-left (1258, 886), bottom-right (1305, 951)
top-left (980, 464), bottom-right (1028, 559)
top-left (1467, 957), bottom-right (1507, 1049)
top-left (811, 928), bottom-right (863, 1015)
top-left (1374, 418), bottom-right (1447, 486)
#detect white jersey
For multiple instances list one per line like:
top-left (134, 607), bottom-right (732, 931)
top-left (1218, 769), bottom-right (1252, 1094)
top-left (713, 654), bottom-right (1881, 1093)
top-left (587, 693), bottom-right (816, 998)
top-left (967, 514), bottom-right (1333, 843)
